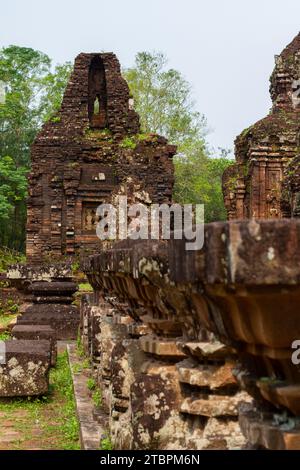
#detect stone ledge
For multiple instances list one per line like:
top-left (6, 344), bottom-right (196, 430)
top-left (67, 343), bottom-right (108, 450)
top-left (177, 358), bottom-right (237, 390)
top-left (180, 392), bottom-right (251, 417)
top-left (139, 335), bottom-right (186, 358)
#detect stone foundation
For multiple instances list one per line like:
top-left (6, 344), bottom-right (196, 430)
top-left (81, 237), bottom-right (250, 450)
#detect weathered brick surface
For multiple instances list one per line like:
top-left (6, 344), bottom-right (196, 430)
top-left (82, 236), bottom-right (250, 449)
top-left (223, 33), bottom-right (300, 220)
top-left (26, 53), bottom-right (175, 263)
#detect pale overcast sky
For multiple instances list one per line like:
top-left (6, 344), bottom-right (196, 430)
top-left (2, 0), bottom-right (300, 153)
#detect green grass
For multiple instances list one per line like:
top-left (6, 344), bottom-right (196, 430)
top-left (3, 299), bottom-right (19, 313)
top-left (84, 128), bottom-right (112, 141)
top-left (0, 297), bottom-right (19, 334)
top-left (76, 333), bottom-right (85, 357)
top-left (0, 291), bottom-right (21, 334)
top-left (119, 136), bottom-right (137, 149)
top-left (0, 313), bottom-right (17, 329)
top-left (50, 115), bottom-right (61, 123)
top-left (71, 260), bottom-right (80, 274)
top-left (49, 351), bottom-right (80, 449)
top-left (0, 248), bottom-right (25, 272)
top-left (0, 350), bottom-right (80, 450)
top-left (72, 358), bottom-right (90, 374)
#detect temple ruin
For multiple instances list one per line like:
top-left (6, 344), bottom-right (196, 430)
top-left (223, 33), bottom-right (300, 220)
top-left (26, 53), bottom-right (175, 263)
top-left (5, 33), bottom-right (300, 450)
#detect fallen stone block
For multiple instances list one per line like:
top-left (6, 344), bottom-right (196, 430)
top-left (12, 324), bottom-right (57, 366)
top-left (0, 340), bottom-right (51, 397)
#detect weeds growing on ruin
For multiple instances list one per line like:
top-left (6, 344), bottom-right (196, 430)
top-left (100, 434), bottom-right (113, 450)
top-left (92, 389), bottom-right (102, 408)
top-left (0, 331), bottom-right (11, 341)
top-left (87, 378), bottom-right (96, 391)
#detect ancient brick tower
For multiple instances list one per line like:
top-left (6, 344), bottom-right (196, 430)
top-left (26, 53), bottom-right (175, 263)
top-left (223, 33), bottom-right (300, 220)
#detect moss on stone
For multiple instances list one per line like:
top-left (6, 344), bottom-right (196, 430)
top-left (119, 136), bottom-right (137, 149)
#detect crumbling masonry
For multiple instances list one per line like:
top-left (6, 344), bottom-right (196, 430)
top-left (26, 53), bottom-right (175, 263)
top-left (81, 33), bottom-right (300, 450)
top-left (6, 34), bottom-right (300, 450)
top-left (222, 33), bottom-right (300, 220)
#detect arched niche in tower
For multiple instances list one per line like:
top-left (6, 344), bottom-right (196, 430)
top-left (88, 56), bottom-right (108, 129)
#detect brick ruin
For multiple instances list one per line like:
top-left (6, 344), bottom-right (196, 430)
top-left (81, 239), bottom-right (250, 449)
top-left (223, 33), bottom-right (300, 220)
top-left (81, 219), bottom-right (300, 450)
top-left (5, 35), bottom-right (300, 450)
top-left (26, 52), bottom-right (175, 263)
top-left (78, 35), bottom-right (300, 450)
top-left (3, 52), bottom-right (176, 403)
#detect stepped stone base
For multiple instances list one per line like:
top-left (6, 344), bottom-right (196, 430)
top-left (12, 324), bottom-right (57, 366)
top-left (17, 304), bottom-right (80, 340)
top-left (0, 340), bottom-right (51, 397)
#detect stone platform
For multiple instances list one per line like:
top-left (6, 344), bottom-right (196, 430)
top-left (17, 304), bottom-right (79, 340)
top-left (12, 324), bottom-right (57, 366)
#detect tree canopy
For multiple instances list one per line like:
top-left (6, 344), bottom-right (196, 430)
top-left (124, 51), bottom-right (232, 222)
top-left (123, 51), bottom-right (207, 147)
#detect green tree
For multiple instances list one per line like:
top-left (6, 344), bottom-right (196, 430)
top-left (124, 51), bottom-right (232, 221)
top-left (40, 61), bottom-right (73, 122)
top-left (0, 46), bottom-right (51, 167)
top-left (0, 156), bottom-right (27, 249)
top-left (123, 51), bottom-right (207, 147)
top-left (174, 152), bottom-right (232, 222)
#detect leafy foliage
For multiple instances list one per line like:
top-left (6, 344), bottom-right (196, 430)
top-left (124, 51), bottom-right (231, 221)
top-left (0, 46), bottom-right (51, 167)
top-left (0, 156), bottom-right (28, 246)
top-left (87, 378), bottom-right (96, 391)
top-left (0, 243), bottom-right (25, 272)
top-left (123, 51), bottom-right (207, 146)
top-left (100, 435), bottom-right (113, 450)
top-left (174, 153), bottom-right (233, 222)
top-left (0, 331), bottom-right (11, 341)
top-left (92, 389), bottom-right (102, 408)
top-left (40, 62), bottom-right (73, 122)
